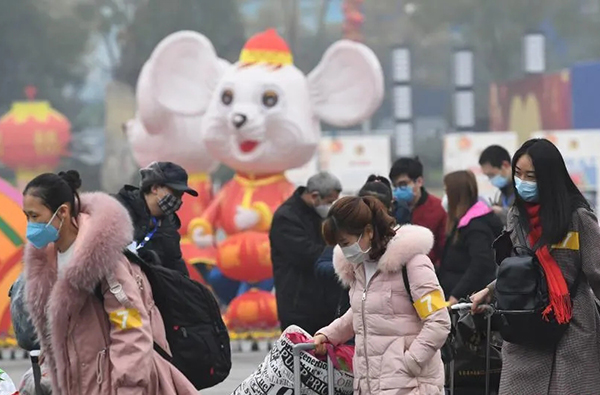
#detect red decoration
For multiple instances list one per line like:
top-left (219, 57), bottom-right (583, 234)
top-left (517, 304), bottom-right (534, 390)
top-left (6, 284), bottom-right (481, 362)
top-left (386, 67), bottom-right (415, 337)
top-left (225, 289), bottom-right (278, 331)
top-left (217, 231), bottom-right (272, 283)
top-left (343, 0), bottom-right (364, 42)
top-left (0, 88), bottom-right (71, 170)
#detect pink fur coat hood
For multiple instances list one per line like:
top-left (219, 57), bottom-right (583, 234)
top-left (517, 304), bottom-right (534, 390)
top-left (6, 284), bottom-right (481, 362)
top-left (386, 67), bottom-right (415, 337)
top-left (23, 192), bottom-right (196, 395)
top-left (332, 224), bottom-right (435, 287)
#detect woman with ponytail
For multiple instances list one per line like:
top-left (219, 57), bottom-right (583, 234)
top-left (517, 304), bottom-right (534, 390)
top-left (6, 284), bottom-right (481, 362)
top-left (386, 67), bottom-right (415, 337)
top-left (313, 196), bottom-right (450, 395)
top-left (21, 171), bottom-right (196, 395)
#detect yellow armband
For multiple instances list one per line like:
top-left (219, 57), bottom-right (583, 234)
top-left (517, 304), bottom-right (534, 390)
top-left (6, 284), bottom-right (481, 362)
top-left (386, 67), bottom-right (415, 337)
top-left (413, 290), bottom-right (448, 320)
top-left (109, 308), bottom-right (142, 331)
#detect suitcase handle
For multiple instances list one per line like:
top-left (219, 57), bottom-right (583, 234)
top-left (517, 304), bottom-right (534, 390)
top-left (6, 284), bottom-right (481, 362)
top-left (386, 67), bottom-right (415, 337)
top-left (29, 350), bottom-right (44, 395)
top-left (292, 343), bottom-right (335, 395)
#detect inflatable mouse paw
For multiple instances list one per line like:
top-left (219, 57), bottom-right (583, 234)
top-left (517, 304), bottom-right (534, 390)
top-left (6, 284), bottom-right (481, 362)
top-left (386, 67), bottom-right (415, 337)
top-left (234, 206), bottom-right (260, 230)
top-left (193, 228), bottom-right (215, 248)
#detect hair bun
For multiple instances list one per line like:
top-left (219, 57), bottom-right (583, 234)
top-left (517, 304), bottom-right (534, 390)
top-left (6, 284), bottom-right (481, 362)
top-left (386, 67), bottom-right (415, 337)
top-left (58, 170), bottom-right (82, 191)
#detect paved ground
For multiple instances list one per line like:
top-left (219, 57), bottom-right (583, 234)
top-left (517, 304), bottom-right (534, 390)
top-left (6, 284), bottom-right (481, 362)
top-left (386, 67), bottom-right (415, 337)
top-left (1, 350), bottom-right (268, 394)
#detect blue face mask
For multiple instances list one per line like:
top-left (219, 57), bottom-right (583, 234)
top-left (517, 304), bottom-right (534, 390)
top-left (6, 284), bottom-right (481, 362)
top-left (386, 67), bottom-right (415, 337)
top-left (26, 209), bottom-right (63, 249)
top-left (490, 174), bottom-right (509, 189)
top-left (514, 177), bottom-right (538, 202)
top-left (393, 186), bottom-right (414, 203)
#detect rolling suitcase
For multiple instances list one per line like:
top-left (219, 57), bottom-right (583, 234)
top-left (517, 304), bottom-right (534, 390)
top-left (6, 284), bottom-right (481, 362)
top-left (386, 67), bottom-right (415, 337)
top-left (446, 303), bottom-right (500, 395)
top-left (292, 343), bottom-right (335, 395)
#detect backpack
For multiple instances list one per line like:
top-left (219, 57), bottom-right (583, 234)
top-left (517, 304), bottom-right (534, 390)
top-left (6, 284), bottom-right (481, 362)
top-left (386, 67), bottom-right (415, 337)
top-left (9, 274), bottom-right (40, 351)
top-left (97, 249), bottom-right (231, 390)
top-left (493, 225), bottom-right (581, 349)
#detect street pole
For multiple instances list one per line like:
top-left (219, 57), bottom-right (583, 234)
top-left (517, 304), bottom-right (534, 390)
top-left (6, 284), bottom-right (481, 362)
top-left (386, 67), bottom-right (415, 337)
top-left (453, 48), bottom-right (475, 132)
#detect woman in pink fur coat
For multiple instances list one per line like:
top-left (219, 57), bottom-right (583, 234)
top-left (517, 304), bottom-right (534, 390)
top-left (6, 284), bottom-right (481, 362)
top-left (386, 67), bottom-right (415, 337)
top-left (21, 170), bottom-right (197, 395)
top-left (314, 196), bottom-right (451, 395)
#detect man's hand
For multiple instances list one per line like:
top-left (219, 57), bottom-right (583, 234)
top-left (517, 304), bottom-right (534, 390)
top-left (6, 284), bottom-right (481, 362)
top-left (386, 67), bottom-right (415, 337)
top-left (234, 206), bottom-right (260, 230)
top-left (193, 228), bottom-right (215, 248)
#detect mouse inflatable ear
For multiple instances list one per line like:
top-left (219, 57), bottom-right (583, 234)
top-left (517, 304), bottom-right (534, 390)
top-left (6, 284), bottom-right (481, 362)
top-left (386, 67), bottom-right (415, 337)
top-left (308, 40), bottom-right (384, 127)
top-left (136, 31), bottom-right (228, 134)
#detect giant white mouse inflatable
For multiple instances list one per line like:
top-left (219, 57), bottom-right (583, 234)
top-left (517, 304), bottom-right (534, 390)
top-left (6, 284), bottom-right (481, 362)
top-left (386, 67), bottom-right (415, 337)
top-left (138, 28), bottom-right (384, 331)
top-left (128, 42), bottom-right (228, 280)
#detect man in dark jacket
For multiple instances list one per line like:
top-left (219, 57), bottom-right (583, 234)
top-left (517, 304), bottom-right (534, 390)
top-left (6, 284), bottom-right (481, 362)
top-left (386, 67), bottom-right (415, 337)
top-left (115, 161), bottom-right (198, 276)
top-left (389, 157), bottom-right (447, 265)
top-left (270, 172), bottom-right (342, 335)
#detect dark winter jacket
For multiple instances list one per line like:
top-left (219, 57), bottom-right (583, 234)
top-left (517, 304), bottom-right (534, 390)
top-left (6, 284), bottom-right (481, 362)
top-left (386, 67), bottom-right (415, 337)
top-left (314, 246), bottom-right (351, 320)
top-left (114, 185), bottom-right (189, 276)
top-left (270, 187), bottom-right (328, 335)
top-left (437, 201), bottom-right (503, 300)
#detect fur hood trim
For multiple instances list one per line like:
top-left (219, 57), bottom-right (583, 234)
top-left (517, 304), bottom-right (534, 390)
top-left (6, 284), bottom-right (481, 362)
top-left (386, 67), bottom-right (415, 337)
top-left (332, 224), bottom-right (434, 287)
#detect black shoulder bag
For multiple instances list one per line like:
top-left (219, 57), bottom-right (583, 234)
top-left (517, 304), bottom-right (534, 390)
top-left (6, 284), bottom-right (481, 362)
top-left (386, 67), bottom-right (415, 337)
top-left (494, 224), bottom-right (581, 348)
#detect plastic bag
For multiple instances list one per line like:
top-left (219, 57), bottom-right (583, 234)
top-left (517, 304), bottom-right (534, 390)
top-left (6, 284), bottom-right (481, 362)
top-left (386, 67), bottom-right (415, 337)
top-left (18, 364), bottom-right (53, 395)
top-left (0, 368), bottom-right (17, 395)
top-left (232, 326), bottom-right (354, 395)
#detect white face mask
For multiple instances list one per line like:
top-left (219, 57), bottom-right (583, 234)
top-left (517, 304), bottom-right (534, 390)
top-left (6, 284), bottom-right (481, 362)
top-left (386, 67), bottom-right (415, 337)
top-left (315, 204), bottom-right (331, 218)
top-left (341, 234), bottom-right (371, 265)
top-left (441, 194), bottom-right (448, 212)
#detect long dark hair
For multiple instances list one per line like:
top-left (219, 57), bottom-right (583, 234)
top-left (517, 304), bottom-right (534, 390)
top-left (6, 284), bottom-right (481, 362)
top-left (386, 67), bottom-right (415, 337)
top-left (513, 139), bottom-right (590, 244)
top-left (322, 196), bottom-right (396, 261)
top-left (23, 170), bottom-right (82, 219)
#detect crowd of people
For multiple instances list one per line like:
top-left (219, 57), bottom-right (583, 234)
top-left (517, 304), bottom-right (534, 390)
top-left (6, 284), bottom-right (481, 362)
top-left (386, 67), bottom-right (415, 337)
top-left (274, 138), bottom-right (600, 395)
top-left (8, 137), bottom-right (600, 395)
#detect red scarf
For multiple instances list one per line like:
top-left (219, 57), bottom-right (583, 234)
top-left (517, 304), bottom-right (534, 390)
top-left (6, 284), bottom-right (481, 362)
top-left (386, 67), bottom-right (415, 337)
top-left (525, 204), bottom-right (572, 324)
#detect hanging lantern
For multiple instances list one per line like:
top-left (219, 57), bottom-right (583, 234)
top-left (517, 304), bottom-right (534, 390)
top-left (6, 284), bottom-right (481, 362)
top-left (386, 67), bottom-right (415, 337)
top-left (343, 0), bottom-right (365, 42)
top-left (225, 289), bottom-right (278, 331)
top-left (0, 87), bottom-right (71, 189)
top-left (217, 231), bottom-right (272, 283)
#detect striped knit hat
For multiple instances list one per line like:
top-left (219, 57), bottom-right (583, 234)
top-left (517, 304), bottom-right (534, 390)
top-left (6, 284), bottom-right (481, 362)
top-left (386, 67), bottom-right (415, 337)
top-left (239, 28), bottom-right (293, 66)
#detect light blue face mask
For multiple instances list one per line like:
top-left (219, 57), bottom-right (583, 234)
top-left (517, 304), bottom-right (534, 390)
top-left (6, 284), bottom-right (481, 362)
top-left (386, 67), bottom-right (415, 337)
top-left (514, 177), bottom-right (539, 202)
top-left (393, 186), bottom-right (414, 203)
top-left (26, 209), bottom-right (63, 249)
top-left (490, 174), bottom-right (509, 189)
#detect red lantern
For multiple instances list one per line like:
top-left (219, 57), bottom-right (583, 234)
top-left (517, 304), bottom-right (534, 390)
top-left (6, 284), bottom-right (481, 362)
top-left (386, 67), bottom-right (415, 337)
top-left (343, 0), bottom-right (364, 42)
top-left (0, 87), bottom-right (71, 189)
top-left (217, 231), bottom-right (272, 283)
top-left (225, 289), bottom-right (278, 331)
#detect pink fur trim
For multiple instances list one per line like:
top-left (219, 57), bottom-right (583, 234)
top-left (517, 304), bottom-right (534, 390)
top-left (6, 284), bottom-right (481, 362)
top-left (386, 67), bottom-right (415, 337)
top-left (24, 192), bottom-right (134, 391)
top-left (458, 201), bottom-right (492, 228)
top-left (333, 224), bottom-right (434, 285)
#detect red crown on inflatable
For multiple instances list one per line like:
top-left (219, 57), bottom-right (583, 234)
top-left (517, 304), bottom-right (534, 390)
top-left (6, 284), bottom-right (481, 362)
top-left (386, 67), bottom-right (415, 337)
top-left (239, 28), bottom-right (294, 66)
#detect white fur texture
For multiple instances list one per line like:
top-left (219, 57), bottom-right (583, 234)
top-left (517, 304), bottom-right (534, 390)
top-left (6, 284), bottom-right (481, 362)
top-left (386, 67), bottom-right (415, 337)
top-left (333, 224), bottom-right (435, 287)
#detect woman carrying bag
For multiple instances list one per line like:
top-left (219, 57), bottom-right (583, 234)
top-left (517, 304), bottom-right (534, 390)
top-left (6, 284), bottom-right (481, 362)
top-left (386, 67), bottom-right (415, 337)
top-left (471, 138), bottom-right (600, 394)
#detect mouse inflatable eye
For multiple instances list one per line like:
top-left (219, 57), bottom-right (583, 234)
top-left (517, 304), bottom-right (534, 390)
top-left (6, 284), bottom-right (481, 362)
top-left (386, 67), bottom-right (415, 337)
top-left (221, 89), bottom-right (234, 106)
top-left (262, 90), bottom-right (278, 108)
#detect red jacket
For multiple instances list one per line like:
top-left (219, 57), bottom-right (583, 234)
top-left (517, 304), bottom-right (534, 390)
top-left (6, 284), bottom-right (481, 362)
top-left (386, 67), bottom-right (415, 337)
top-left (412, 189), bottom-right (446, 266)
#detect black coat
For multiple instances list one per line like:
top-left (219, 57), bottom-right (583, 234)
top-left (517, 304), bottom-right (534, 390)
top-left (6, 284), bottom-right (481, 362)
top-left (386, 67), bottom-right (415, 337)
top-left (437, 212), bottom-right (503, 300)
top-left (270, 187), bottom-right (328, 335)
top-left (314, 246), bottom-right (351, 320)
top-left (114, 185), bottom-right (189, 276)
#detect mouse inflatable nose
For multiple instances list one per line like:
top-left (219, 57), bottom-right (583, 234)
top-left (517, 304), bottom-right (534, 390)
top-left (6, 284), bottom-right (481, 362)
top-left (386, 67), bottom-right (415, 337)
top-left (232, 113), bottom-right (247, 129)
